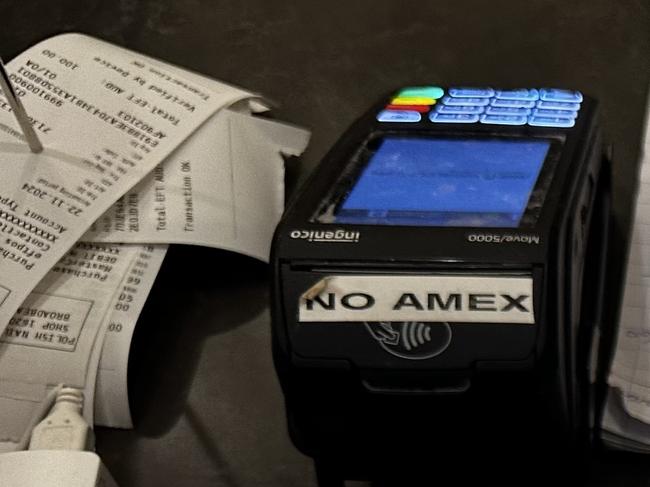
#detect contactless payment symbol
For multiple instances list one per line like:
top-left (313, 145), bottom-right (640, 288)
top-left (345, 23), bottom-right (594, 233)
top-left (365, 321), bottom-right (452, 360)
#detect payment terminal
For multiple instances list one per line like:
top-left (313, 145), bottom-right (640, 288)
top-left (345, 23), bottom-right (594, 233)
top-left (271, 86), bottom-right (613, 484)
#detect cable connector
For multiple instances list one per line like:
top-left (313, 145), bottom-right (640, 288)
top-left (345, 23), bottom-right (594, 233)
top-left (28, 387), bottom-right (94, 451)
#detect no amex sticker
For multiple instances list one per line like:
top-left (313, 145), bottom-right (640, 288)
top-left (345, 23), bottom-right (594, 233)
top-left (299, 274), bottom-right (535, 324)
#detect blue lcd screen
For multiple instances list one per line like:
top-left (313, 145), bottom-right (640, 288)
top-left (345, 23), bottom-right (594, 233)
top-left (333, 137), bottom-right (551, 227)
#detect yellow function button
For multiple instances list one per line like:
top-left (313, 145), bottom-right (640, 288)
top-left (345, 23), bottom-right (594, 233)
top-left (390, 97), bottom-right (436, 106)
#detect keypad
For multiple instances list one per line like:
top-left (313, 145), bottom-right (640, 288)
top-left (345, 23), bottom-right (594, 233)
top-left (377, 85), bottom-right (583, 128)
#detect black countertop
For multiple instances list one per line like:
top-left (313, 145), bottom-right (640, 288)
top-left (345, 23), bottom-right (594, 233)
top-left (1, 1), bottom-right (649, 485)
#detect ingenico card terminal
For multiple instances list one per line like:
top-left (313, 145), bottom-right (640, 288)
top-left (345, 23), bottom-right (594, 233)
top-left (271, 86), bottom-right (614, 484)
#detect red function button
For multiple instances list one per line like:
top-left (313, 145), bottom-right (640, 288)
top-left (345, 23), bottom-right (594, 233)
top-left (385, 104), bottom-right (431, 112)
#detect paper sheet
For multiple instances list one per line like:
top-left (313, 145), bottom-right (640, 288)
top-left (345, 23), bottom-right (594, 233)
top-left (0, 33), bottom-right (309, 448)
top-left (603, 93), bottom-right (650, 448)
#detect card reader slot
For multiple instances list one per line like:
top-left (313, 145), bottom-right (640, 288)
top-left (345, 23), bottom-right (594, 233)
top-left (361, 370), bottom-right (471, 395)
top-left (291, 263), bottom-right (532, 276)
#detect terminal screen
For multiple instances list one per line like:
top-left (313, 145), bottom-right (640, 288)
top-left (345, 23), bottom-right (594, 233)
top-left (333, 136), bottom-right (551, 227)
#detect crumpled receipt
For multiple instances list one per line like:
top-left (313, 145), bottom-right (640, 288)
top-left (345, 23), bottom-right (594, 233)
top-left (0, 33), bottom-right (310, 450)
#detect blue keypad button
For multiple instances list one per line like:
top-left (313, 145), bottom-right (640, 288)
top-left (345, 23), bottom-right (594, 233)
top-left (494, 88), bottom-right (539, 101)
top-left (437, 105), bottom-right (485, 115)
top-left (377, 110), bottom-right (421, 122)
top-left (480, 114), bottom-right (527, 125)
top-left (485, 106), bottom-right (531, 116)
top-left (430, 112), bottom-right (480, 123)
top-left (490, 98), bottom-right (536, 109)
top-left (528, 115), bottom-right (575, 128)
top-left (536, 100), bottom-right (581, 110)
top-left (532, 108), bottom-right (578, 118)
top-left (441, 96), bottom-right (490, 106)
top-left (539, 88), bottom-right (583, 103)
top-left (449, 87), bottom-right (495, 98)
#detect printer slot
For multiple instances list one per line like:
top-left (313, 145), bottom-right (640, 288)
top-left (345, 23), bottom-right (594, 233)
top-left (361, 370), bottom-right (471, 395)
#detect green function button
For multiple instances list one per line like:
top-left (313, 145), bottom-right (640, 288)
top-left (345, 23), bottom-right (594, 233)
top-left (398, 86), bottom-right (444, 100)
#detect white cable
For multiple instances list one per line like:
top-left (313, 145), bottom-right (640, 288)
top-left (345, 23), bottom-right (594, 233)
top-left (28, 386), bottom-right (94, 451)
top-left (0, 387), bottom-right (114, 486)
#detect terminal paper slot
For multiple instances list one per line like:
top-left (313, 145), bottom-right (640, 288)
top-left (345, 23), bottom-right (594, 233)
top-left (362, 370), bottom-right (471, 395)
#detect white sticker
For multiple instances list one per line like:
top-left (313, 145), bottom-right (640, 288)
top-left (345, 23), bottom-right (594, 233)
top-left (299, 274), bottom-right (535, 324)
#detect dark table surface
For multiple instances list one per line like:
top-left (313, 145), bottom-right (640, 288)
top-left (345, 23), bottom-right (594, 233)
top-left (1, 1), bottom-right (649, 485)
